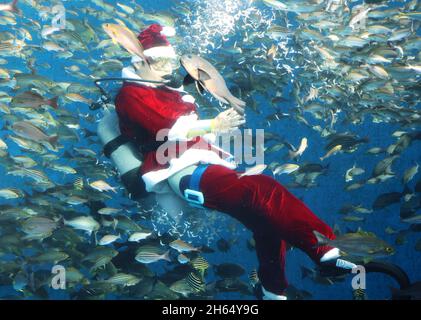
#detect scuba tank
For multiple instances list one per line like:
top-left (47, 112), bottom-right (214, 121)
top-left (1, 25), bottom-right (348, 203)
top-left (94, 77), bottom-right (165, 200)
top-left (97, 108), bottom-right (147, 200)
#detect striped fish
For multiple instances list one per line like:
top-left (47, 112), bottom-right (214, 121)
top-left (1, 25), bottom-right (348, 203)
top-left (73, 177), bottom-right (84, 190)
top-left (191, 256), bottom-right (210, 275)
top-left (249, 269), bottom-right (260, 287)
top-left (187, 272), bottom-right (206, 292)
top-left (135, 245), bottom-right (171, 264)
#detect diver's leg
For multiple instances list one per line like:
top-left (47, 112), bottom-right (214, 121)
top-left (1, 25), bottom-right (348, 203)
top-left (199, 165), bottom-right (336, 263)
top-left (254, 233), bottom-right (288, 299)
top-left (167, 165), bottom-right (197, 199)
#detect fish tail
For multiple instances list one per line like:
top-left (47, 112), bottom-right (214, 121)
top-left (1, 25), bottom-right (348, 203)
top-left (163, 250), bottom-right (171, 262)
top-left (227, 95), bottom-right (246, 114)
top-left (11, 0), bottom-right (19, 13)
top-left (49, 96), bottom-right (59, 109)
top-left (313, 230), bottom-right (330, 246)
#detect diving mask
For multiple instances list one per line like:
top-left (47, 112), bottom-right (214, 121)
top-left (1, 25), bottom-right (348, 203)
top-left (148, 56), bottom-right (181, 75)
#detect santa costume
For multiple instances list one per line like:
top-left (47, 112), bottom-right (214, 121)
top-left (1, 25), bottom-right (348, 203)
top-left (115, 24), bottom-right (352, 299)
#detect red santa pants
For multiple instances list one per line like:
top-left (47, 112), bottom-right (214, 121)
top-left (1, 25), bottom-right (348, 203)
top-left (198, 165), bottom-right (336, 295)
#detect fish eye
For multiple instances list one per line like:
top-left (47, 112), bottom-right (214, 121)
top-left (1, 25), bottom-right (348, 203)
top-left (386, 247), bottom-right (393, 253)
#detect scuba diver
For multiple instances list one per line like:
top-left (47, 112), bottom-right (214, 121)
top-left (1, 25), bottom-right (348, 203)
top-left (97, 24), bottom-right (358, 300)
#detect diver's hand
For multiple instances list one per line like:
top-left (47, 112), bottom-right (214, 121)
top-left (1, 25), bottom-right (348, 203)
top-left (211, 108), bottom-right (246, 134)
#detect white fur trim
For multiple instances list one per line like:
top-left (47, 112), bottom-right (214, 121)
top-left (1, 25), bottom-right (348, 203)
top-left (168, 114), bottom-right (199, 142)
top-left (320, 248), bottom-right (341, 262)
top-left (142, 148), bottom-right (236, 193)
top-left (121, 66), bottom-right (139, 79)
top-left (161, 26), bottom-right (176, 37)
top-left (131, 55), bottom-right (143, 64)
top-left (182, 94), bottom-right (195, 104)
top-left (262, 287), bottom-right (287, 300)
top-left (144, 46), bottom-right (176, 59)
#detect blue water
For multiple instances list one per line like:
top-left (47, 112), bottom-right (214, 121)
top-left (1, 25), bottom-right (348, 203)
top-left (0, 0), bottom-right (420, 300)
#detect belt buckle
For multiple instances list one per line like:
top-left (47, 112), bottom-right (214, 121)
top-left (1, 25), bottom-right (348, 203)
top-left (184, 189), bottom-right (204, 208)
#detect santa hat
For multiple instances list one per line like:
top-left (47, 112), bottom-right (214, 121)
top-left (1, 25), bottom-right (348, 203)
top-left (131, 24), bottom-right (176, 64)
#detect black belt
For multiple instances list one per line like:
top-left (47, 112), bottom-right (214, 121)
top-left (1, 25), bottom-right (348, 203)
top-left (103, 135), bottom-right (132, 158)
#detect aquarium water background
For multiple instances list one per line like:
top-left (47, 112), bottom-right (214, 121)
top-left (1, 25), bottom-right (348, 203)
top-left (0, 0), bottom-right (420, 300)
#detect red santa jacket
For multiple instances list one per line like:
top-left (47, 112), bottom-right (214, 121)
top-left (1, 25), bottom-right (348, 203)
top-left (115, 82), bottom-right (216, 175)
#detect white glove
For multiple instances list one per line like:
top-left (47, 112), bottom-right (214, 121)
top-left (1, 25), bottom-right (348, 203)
top-left (211, 108), bottom-right (246, 134)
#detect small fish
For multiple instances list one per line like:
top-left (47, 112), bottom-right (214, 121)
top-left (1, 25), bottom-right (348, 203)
top-left (98, 234), bottom-right (120, 245)
top-left (180, 54), bottom-right (246, 114)
top-left (0, 188), bottom-right (23, 199)
top-left (11, 121), bottom-right (58, 149)
top-left (0, 0), bottom-right (19, 13)
top-left (190, 256), bottom-right (210, 277)
top-left (64, 216), bottom-right (100, 235)
top-left (128, 231), bottom-right (153, 242)
top-left (65, 93), bottom-right (93, 105)
top-left (249, 269), bottom-right (259, 287)
top-left (169, 278), bottom-right (198, 297)
top-left (21, 217), bottom-right (58, 238)
top-left (266, 44), bottom-right (278, 62)
top-left (102, 23), bottom-right (149, 63)
top-left (403, 163), bottom-right (419, 185)
top-left (98, 207), bottom-right (121, 215)
top-left (89, 180), bottom-right (117, 193)
top-left (186, 272), bottom-right (205, 292)
top-left (10, 155), bottom-right (37, 168)
top-left (238, 164), bottom-right (267, 178)
top-left (345, 164), bottom-right (365, 182)
top-left (105, 273), bottom-right (140, 287)
top-left (11, 91), bottom-right (58, 109)
top-left (313, 230), bottom-right (395, 259)
top-left (169, 239), bottom-right (200, 253)
top-left (401, 215), bottom-right (421, 224)
top-left (288, 138), bottom-right (308, 160)
top-left (135, 246), bottom-right (171, 264)
top-left (73, 177), bottom-right (84, 190)
top-left (32, 251), bottom-right (69, 264)
top-left (320, 145), bottom-right (342, 161)
top-left (0, 138), bottom-right (7, 150)
top-left (273, 163), bottom-right (300, 175)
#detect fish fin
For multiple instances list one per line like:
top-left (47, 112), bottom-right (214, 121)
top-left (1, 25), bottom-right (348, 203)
top-left (183, 74), bottom-right (195, 86)
top-left (313, 230), bottom-right (329, 246)
top-left (49, 135), bottom-right (59, 147)
top-left (48, 96), bottom-right (59, 109)
top-left (197, 68), bottom-right (211, 81)
top-left (195, 81), bottom-right (205, 95)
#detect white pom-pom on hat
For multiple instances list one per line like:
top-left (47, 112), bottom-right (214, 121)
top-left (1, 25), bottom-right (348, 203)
top-left (161, 26), bottom-right (176, 37)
